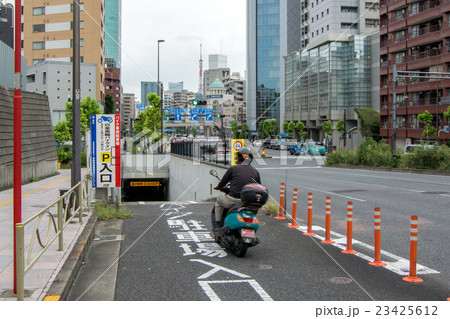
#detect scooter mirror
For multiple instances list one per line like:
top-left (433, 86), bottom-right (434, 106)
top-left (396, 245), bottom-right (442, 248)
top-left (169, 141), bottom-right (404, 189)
top-left (209, 170), bottom-right (218, 177)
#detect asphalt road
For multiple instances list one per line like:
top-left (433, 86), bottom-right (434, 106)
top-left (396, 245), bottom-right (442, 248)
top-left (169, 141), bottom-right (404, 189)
top-left (112, 202), bottom-right (448, 301)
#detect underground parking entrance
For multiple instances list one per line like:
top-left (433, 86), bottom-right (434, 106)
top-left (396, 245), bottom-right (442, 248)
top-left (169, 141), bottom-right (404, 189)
top-left (122, 178), bottom-right (168, 202)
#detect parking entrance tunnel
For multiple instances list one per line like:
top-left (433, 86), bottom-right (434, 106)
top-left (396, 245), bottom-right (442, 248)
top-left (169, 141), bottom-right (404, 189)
top-left (122, 178), bottom-right (168, 202)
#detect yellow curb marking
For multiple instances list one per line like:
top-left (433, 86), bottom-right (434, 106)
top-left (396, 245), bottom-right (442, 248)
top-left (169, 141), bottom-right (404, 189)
top-left (43, 295), bottom-right (60, 301)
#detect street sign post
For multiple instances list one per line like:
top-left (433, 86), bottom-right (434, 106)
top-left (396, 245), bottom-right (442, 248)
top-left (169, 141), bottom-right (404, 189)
top-left (90, 114), bottom-right (121, 188)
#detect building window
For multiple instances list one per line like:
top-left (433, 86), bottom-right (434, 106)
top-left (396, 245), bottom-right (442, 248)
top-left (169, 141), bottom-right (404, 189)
top-left (33, 24), bottom-right (45, 33)
top-left (33, 41), bottom-right (45, 50)
top-left (33, 7), bottom-right (45, 15)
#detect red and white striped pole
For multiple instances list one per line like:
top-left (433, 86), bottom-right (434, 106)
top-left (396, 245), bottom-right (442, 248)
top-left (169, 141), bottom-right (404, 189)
top-left (288, 188), bottom-right (299, 228)
top-left (342, 202), bottom-right (357, 254)
top-left (303, 193), bottom-right (316, 236)
top-left (403, 216), bottom-right (423, 283)
top-left (321, 197), bottom-right (334, 244)
top-left (369, 208), bottom-right (387, 266)
top-left (275, 183), bottom-right (286, 220)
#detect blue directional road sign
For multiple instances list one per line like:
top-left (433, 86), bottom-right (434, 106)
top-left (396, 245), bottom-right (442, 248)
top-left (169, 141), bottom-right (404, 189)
top-left (174, 113), bottom-right (182, 121)
top-left (190, 113), bottom-right (198, 121)
top-left (205, 114), bottom-right (213, 122)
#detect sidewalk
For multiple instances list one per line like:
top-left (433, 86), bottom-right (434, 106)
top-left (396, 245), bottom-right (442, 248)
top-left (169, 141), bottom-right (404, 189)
top-left (0, 169), bottom-right (92, 301)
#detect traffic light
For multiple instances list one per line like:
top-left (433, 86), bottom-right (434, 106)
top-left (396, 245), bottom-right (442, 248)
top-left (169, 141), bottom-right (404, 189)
top-left (193, 100), bottom-right (207, 106)
top-left (217, 114), bottom-right (222, 118)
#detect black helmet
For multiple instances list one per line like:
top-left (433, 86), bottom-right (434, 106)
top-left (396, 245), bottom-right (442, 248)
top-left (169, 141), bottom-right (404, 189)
top-left (237, 147), bottom-right (253, 164)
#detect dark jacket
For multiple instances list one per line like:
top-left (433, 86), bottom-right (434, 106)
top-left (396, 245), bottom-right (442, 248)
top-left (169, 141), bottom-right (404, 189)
top-left (216, 164), bottom-right (261, 198)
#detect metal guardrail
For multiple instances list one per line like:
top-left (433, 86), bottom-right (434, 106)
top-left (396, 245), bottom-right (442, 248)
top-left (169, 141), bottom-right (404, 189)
top-left (170, 140), bottom-right (231, 166)
top-left (15, 174), bottom-right (92, 301)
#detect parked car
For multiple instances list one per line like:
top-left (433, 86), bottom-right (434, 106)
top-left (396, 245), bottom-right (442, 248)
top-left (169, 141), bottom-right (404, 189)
top-left (289, 143), bottom-right (307, 155)
top-left (253, 140), bottom-right (263, 147)
top-left (307, 141), bottom-right (326, 155)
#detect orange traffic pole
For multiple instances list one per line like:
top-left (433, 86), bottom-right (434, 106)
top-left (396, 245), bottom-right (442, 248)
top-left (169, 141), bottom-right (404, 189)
top-left (288, 188), bottom-right (299, 228)
top-left (342, 201), bottom-right (357, 254)
top-left (275, 183), bottom-right (286, 220)
top-left (403, 216), bottom-right (423, 283)
top-left (303, 193), bottom-right (316, 236)
top-left (369, 208), bottom-right (387, 266)
top-left (321, 197), bottom-right (334, 244)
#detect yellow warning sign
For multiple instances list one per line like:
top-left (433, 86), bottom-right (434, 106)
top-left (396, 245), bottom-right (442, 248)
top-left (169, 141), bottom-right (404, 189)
top-left (130, 181), bottom-right (160, 187)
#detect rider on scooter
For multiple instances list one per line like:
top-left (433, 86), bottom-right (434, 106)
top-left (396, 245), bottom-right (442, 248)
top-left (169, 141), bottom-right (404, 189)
top-left (213, 147), bottom-right (261, 231)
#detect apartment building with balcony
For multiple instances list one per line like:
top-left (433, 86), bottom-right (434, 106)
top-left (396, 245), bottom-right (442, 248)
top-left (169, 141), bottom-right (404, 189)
top-left (380, 0), bottom-right (450, 147)
top-left (22, 0), bottom-right (105, 103)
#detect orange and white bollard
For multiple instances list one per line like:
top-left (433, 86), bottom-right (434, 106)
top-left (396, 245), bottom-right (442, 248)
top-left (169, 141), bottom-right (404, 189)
top-left (369, 208), bottom-right (387, 266)
top-left (288, 188), bottom-right (299, 228)
top-left (321, 197), bottom-right (334, 244)
top-left (342, 202), bottom-right (357, 254)
top-left (275, 183), bottom-right (286, 220)
top-left (403, 216), bottom-right (423, 283)
top-left (303, 193), bottom-right (316, 236)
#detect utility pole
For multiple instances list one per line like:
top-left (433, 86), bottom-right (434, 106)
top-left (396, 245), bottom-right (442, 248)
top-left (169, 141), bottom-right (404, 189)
top-left (71, 0), bottom-right (81, 187)
top-left (343, 109), bottom-right (347, 149)
top-left (392, 65), bottom-right (397, 154)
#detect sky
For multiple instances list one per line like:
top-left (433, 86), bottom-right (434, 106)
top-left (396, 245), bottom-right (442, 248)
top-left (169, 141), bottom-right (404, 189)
top-left (4, 0), bottom-right (247, 102)
top-left (121, 0), bottom-right (247, 101)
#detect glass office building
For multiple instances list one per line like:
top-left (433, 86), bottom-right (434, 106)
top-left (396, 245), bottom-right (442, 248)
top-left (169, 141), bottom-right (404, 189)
top-left (246, 0), bottom-right (300, 131)
top-left (141, 81), bottom-right (162, 106)
top-left (105, 0), bottom-right (121, 67)
top-left (285, 35), bottom-right (372, 140)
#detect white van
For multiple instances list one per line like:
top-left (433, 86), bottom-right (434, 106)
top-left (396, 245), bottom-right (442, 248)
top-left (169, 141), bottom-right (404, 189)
top-left (404, 144), bottom-right (435, 154)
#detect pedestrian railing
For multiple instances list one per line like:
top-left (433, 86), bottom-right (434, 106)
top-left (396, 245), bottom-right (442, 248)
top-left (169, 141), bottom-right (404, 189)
top-left (15, 174), bottom-right (92, 301)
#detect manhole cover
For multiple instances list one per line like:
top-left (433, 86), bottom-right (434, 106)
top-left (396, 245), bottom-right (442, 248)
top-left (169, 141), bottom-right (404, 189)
top-left (252, 264), bottom-right (272, 270)
top-left (330, 277), bottom-right (353, 284)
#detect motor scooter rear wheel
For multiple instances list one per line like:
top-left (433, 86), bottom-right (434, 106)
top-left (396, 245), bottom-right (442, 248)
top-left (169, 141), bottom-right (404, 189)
top-left (233, 235), bottom-right (248, 257)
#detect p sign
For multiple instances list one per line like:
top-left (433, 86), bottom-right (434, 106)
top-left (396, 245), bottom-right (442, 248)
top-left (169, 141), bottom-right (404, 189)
top-left (231, 139), bottom-right (244, 166)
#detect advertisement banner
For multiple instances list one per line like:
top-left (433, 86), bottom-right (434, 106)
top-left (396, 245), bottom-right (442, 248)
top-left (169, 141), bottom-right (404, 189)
top-left (231, 139), bottom-right (244, 166)
top-left (90, 114), bottom-right (121, 188)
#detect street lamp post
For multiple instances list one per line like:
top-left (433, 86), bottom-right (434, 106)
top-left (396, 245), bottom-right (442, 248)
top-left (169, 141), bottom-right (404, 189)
top-left (158, 39), bottom-right (165, 153)
top-left (72, 0), bottom-right (81, 187)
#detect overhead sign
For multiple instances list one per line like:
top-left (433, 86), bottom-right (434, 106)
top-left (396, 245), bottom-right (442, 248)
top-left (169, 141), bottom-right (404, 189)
top-left (174, 113), bottom-right (182, 121)
top-left (207, 95), bottom-right (223, 99)
top-left (190, 113), bottom-right (198, 121)
top-left (90, 114), bottom-right (121, 188)
top-left (205, 114), bottom-right (213, 122)
top-left (231, 139), bottom-right (244, 166)
top-left (169, 108), bottom-right (187, 114)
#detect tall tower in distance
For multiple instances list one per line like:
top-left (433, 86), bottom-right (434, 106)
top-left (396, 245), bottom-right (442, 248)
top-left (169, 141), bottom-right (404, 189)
top-left (198, 43), bottom-right (203, 96)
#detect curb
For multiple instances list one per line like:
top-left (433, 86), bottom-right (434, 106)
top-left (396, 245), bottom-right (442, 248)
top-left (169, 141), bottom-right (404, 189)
top-left (44, 213), bottom-right (98, 301)
top-left (325, 164), bottom-right (450, 176)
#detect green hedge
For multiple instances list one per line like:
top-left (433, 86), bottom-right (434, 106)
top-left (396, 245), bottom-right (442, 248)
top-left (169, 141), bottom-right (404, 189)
top-left (326, 138), bottom-right (450, 171)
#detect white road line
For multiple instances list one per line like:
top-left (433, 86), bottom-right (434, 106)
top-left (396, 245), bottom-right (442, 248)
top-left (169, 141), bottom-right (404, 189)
top-left (295, 225), bottom-right (440, 276)
top-left (287, 183), bottom-right (367, 202)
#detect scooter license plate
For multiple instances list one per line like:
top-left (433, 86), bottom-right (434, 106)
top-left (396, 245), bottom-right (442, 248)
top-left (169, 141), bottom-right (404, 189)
top-left (241, 228), bottom-right (255, 238)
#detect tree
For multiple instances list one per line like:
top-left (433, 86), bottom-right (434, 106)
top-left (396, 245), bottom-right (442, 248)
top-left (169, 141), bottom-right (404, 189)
top-left (55, 95), bottom-right (103, 143)
top-left (287, 121), bottom-right (295, 137)
top-left (354, 108), bottom-right (380, 141)
top-left (53, 121), bottom-right (71, 148)
top-left (417, 110), bottom-right (437, 139)
top-left (336, 120), bottom-right (346, 138)
top-left (282, 121), bottom-right (289, 133)
top-left (242, 122), bottom-right (249, 139)
top-left (269, 120), bottom-right (279, 137)
top-left (191, 126), bottom-right (197, 137)
top-left (104, 93), bottom-right (115, 114)
top-left (133, 93), bottom-right (163, 141)
top-left (444, 106), bottom-right (450, 124)
top-left (295, 122), bottom-right (307, 140)
top-left (231, 121), bottom-right (239, 139)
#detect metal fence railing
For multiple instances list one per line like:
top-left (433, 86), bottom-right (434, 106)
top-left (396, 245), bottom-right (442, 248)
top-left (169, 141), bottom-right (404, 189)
top-left (15, 174), bottom-right (92, 301)
top-left (171, 140), bottom-right (231, 166)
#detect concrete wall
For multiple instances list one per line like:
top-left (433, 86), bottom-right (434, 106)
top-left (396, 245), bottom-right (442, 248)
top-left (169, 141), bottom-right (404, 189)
top-left (169, 155), bottom-right (227, 202)
top-left (0, 86), bottom-right (58, 189)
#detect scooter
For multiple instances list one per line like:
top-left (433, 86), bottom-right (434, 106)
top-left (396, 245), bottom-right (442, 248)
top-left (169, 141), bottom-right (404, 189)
top-left (209, 170), bottom-right (268, 257)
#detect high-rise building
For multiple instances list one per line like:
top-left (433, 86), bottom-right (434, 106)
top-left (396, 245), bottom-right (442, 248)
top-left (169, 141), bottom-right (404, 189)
top-left (105, 0), bottom-right (121, 67)
top-left (169, 81), bottom-right (184, 93)
top-left (203, 67), bottom-right (230, 98)
top-left (379, 0), bottom-right (450, 148)
top-left (21, 0), bottom-right (105, 102)
top-left (209, 54), bottom-right (227, 69)
top-left (283, 0), bottom-right (380, 147)
top-left (141, 81), bottom-right (161, 106)
top-left (223, 72), bottom-right (246, 102)
top-left (0, 2), bottom-right (13, 49)
top-left (105, 67), bottom-right (121, 113)
top-left (122, 93), bottom-right (135, 130)
top-left (246, 0), bottom-right (301, 130)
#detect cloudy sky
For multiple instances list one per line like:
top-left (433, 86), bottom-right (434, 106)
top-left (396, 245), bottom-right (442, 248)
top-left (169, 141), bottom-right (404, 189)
top-left (121, 0), bottom-right (246, 101)
top-left (5, 0), bottom-right (247, 101)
